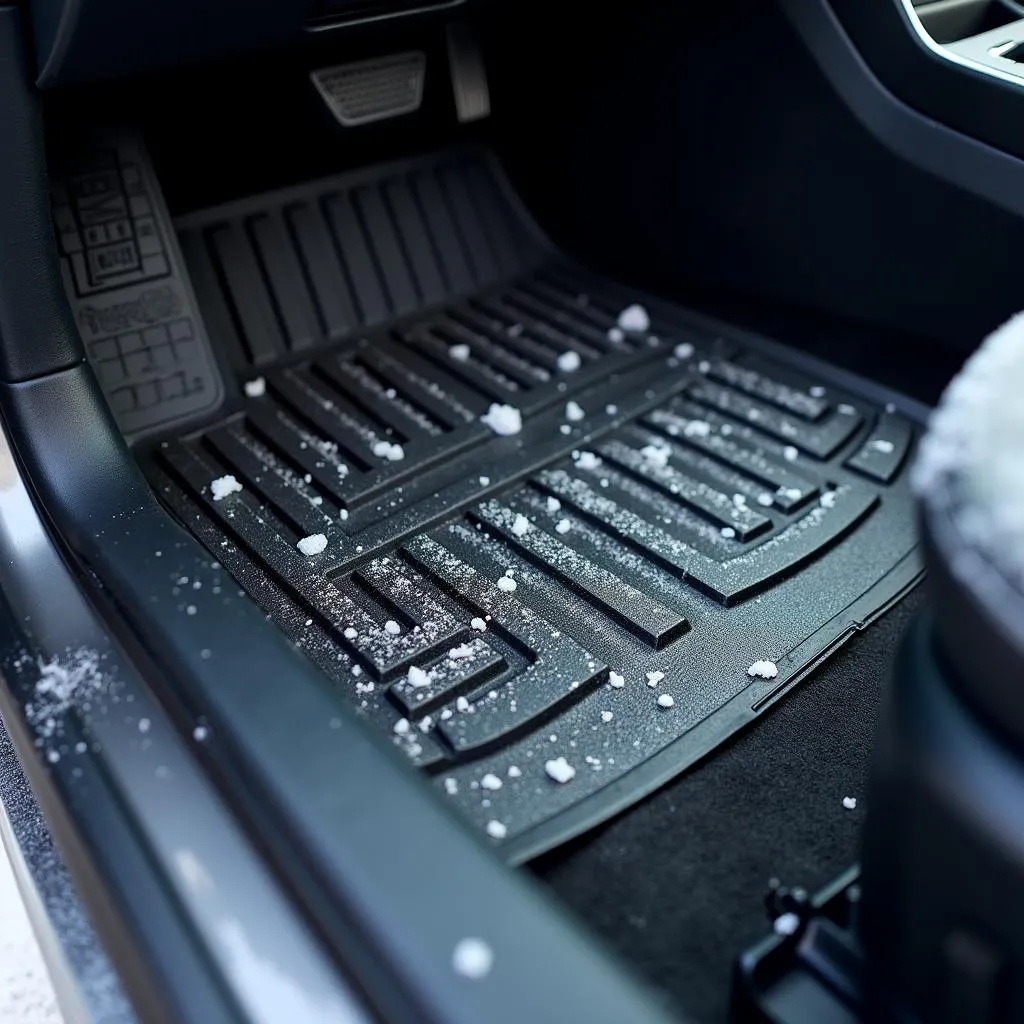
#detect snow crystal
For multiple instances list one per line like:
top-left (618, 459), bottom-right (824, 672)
top-left (444, 777), bottom-right (458, 795)
top-left (243, 377), bottom-right (266, 398)
top-left (657, 693), bottom-right (675, 709)
top-left (774, 913), bottom-right (800, 936)
top-left (193, 725), bottom-right (209, 742)
top-left (820, 491), bottom-right (838, 509)
top-left (210, 475), bottom-right (243, 501)
top-left (138, 717), bottom-right (151, 733)
top-left (479, 476), bottom-right (490, 486)
top-left (720, 527), bottom-right (736, 539)
top-left (449, 343), bottom-right (471, 362)
top-left (842, 796), bottom-right (857, 810)
top-left (452, 938), bottom-right (493, 979)
top-left (449, 643), bottom-right (475, 660)
top-left (756, 493), bottom-right (775, 508)
top-left (546, 496), bottom-right (562, 513)
top-left (783, 446), bottom-right (799, 462)
top-left (885, 402), bottom-right (897, 414)
top-left (606, 404), bottom-right (618, 415)
top-left (339, 509), bottom-right (349, 521)
top-left (555, 518), bottom-right (571, 535)
top-left (809, 385), bottom-right (826, 398)
top-left (344, 627), bottom-right (358, 640)
top-left (470, 617), bottom-right (487, 632)
top-left (747, 660), bottom-right (779, 680)
top-left (559, 424), bottom-right (572, 435)
top-left (574, 451), bottom-right (601, 470)
top-left (481, 773), bottom-right (503, 791)
top-left (682, 420), bottom-right (711, 439)
top-left (508, 765), bottom-right (522, 779)
top-left (565, 400), bottom-right (585, 422)
top-left (646, 670), bottom-right (665, 687)
top-left (607, 327), bottom-right (625, 344)
top-left (393, 718), bottom-right (411, 736)
top-left (486, 820), bottom-right (507, 839)
top-left (601, 711), bottom-right (614, 723)
top-left (384, 620), bottom-right (401, 635)
top-left (838, 403), bottom-right (856, 415)
top-left (496, 576), bottom-right (517, 593)
top-left (296, 534), bottom-right (327, 556)
top-left (407, 666), bottom-right (431, 688)
top-left (640, 443), bottom-right (671, 468)
top-left (557, 350), bottom-right (582, 372)
top-left (456, 696), bottom-right (471, 712)
top-left (608, 671), bottom-right (625, 688)
top-left (511, 514), bottom-right (531, 537)
top-left (481, 403), bottom-right (522, 436)
top-left (870, 439), bottom-right (895, 454)
top-left (372, 440), bottom-right (405, 462)
top-left (544, 756), bottom-right (576, 783)
top-left (617, 304), bottom-right (650, 333)
top-left (674, 342), bottom-right (695, 360)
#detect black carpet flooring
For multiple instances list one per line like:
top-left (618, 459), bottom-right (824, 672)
top-left (534, 585), bottom-right (925, 1024)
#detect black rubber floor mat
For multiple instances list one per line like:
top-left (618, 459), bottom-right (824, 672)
top-left (83, 147), bottom-right (922, 860)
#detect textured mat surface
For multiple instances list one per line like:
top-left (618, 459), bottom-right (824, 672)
top-left (535, 587), bottom-right (923, 1024)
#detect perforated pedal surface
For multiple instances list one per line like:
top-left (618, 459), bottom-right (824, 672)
top-left (310, 53), bottom-right (427, 127)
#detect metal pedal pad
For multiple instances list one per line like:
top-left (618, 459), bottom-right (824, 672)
top-left (447, 21), bottom-right (491, 123)
top-left (311, 53), bottom-right (426, 127)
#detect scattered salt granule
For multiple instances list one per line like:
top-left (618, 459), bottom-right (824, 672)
top-left (574, 451), bottom-right (601, 470)
top-left (496, 576), bottom-right (517, 593)
top-left (640, 443), bottom-right (671, 468)
top-left (486, 820), bottom-right (507, 839)
top-left (210, 475), bottom-right (243, 501)
top-left (393, 718), bottom-right (410, 736)
top-left (607, 326), bottom-right (625, 343)
top-left (511, 514), bottom-right (531, 537)
top-left (407, 666), bottom-right (431, 688)
top-left (674, 342), bottom-right (695, 360)
top-left (657, 693), bottom-right (675, 709)
top-left (481, 403), bottom-right (522, 436)
top-left (243, 377), bottom-right (266, 398)
top-left (546, 496), bottom-right (562, 513)
top-left (870, 439), bottom-right (895, 454)
top-left (565, 400), bottom-right (585, 422)
top-left (783, 446), bottom-right (799, 462)
top-left (470, 617), bottom-right (487, 632)
top-left (296, 533), bottom-right (328, 556)
top-left (481, 773), bottom-right (503, 791)
top-left (748, 660), bottom-right (779, 680)
top-left (601, 710), bottom-right (614, 723)
top-left (545, 756), bottom-right (576, 783)
top-left (384, 620), bottom-right (401, 635)
top-left (774, 913), bottom-right (800, 937)
top-left (646, 670), bottom-right (665, 687)
top-left (444, 777), bottom-right (458, 795)
top-left (809, 385), bottom-right (826, 398)
top-left (608, 671), bottom-right (625, 688)
top-left (720, 527), bottom-right (736, 539)
top-left (449, 343), bottom-right (471, 362)
top-left (479, 476), bottom-right (490, 486)
top-left (193, 725), bottom-right (209, 742)
top-left (820, 491), bottom-right (838, 509)
top-left (842, 796), bottom-right (858, 810)
top-left (555, 518), bottom-right (571, 535)
top-left (508, 765), bottom-right (522, 778)
top-left (617, 303), bottom-right (650, 333)
top-left (557, 350), bottom-right (582, 372)
top-left (138, 717), bottom-right (151, 733)
top-left (372, 440), bottom-right (405, 462)
top-left (452, 937), bottom-right (494, 979)
top-left (343, 627), bottom-right (358, 640)
top-left (456, 696), bottom-right (471, 712)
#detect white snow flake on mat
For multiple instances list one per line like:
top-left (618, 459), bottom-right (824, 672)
top-left (28, 648), bottom-right (109, 741)
top-left (449, 343), bottom-right (471, 362)
top-left (193, 725), bottom-right (209, 742)
top-left (842, 796), bottom-right (858, 810)
top-left (452, 938), bottom-right (494, 979)
top-left (481, 773), bottom-right (503, 791)
top-left (682, 419), bottom-right (711, 439)
top-left (372, 440), bottom-right (405, 461)
top-left (449, 643), bottom-right (475, 660)
top-left (838, 403), bottom-right (856, 415)
top-left (809, 385), bottom-right (826, 398)
top-left (243, 377), bottom-right (266, 398)
top-left (407, 666), bottom-right (431, 689)
top-left (511, 514), bottom-right (531, 537)
top-left (870, 439), bottom-right (895, 454)
top-left (756, 493), bottom-right (775, 508)
top-left (545, 756), bottom-right (576, 783)
top-left (720, 527), bottom-right (736, 539)
top-left (674, 342), bottom-right (695, 360)
top-left (565, 400), bottom-right (585, 422)
top-left (555, 518), bottom-right (571, 535)
top-left (470, 617), bottom-right (487, 632)
top-left (657, 693), bottom-right (675, 709)
top-left (485, 820), bottom-right (507, 839)
top-left (747, 660), bottom-right (779, 679)
top-left (640, 443), bottom-right (671, 468)
top-left (496, 576), bottom-right (517, 593)
top-left (210, 475), bottom-right (243, 501)
top-left (546, 496), bottom-right (561, 513)
top-left (479, 476), bottom-right (490, 486)
top-left (444, 777), bottom-right (458, 795)
top-left (393, 718), bottom-right (410, 736)
top-left (646, 670), bottom-right (665, 687)
top-left (557, 350), bottom-right (582, 372)
top-left (343, 627), bottom-right (358, 640)
top-left (608, 671), bottom-right (625, 688)
top-left (773, 913), bottom-right (800, 936)
top-left (508, 765), bottom-right (522, 778)
top-left (606, 403), bottom-right (618, 415)
top-left (617, 304), bottom-right (650, 333)
top-left (820, 491), bottom-right (838, 509)
top-left (783, 445), bottom-right (799, 462)
top-left (607, 326), bottom-right (625, 344)
top-left (384, 620), bottom-right (401, 635)
top-left (456, 696), bottom-right (471, 712)
top-left (296, 534), bottom-right (327, 556)
top-left (574, 451), bottom-right (601, 470)
top-left (480, 403), bottom-right (522, 436)
top-left (601, 710), bottom-right (614, 723)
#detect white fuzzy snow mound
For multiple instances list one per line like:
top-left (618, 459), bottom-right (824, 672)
top-left (449, 343), bottom-right (471, 362)
top-left (452, 938), bottom-right (494, 979)
top-left (296, 533), bottom-right (328, 556)
top-left (617, 304), bottom-right (651, 333)
top-left (210, 475), bottom-right (243, 501)
top-left (557, 350), bottom-right (582, 372)
top-left (565, 400), bottom-right (585, 422)
top-left (747, 659), bottom-right (779, 680)
top-left (407, 666), bottom-right (431, 689)
top-left (480, 403), bottom-right (522, 436)
top-left (243, 377), bottom-right (266, 398)
top-left (544, 756), bottom-right (576, 783)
